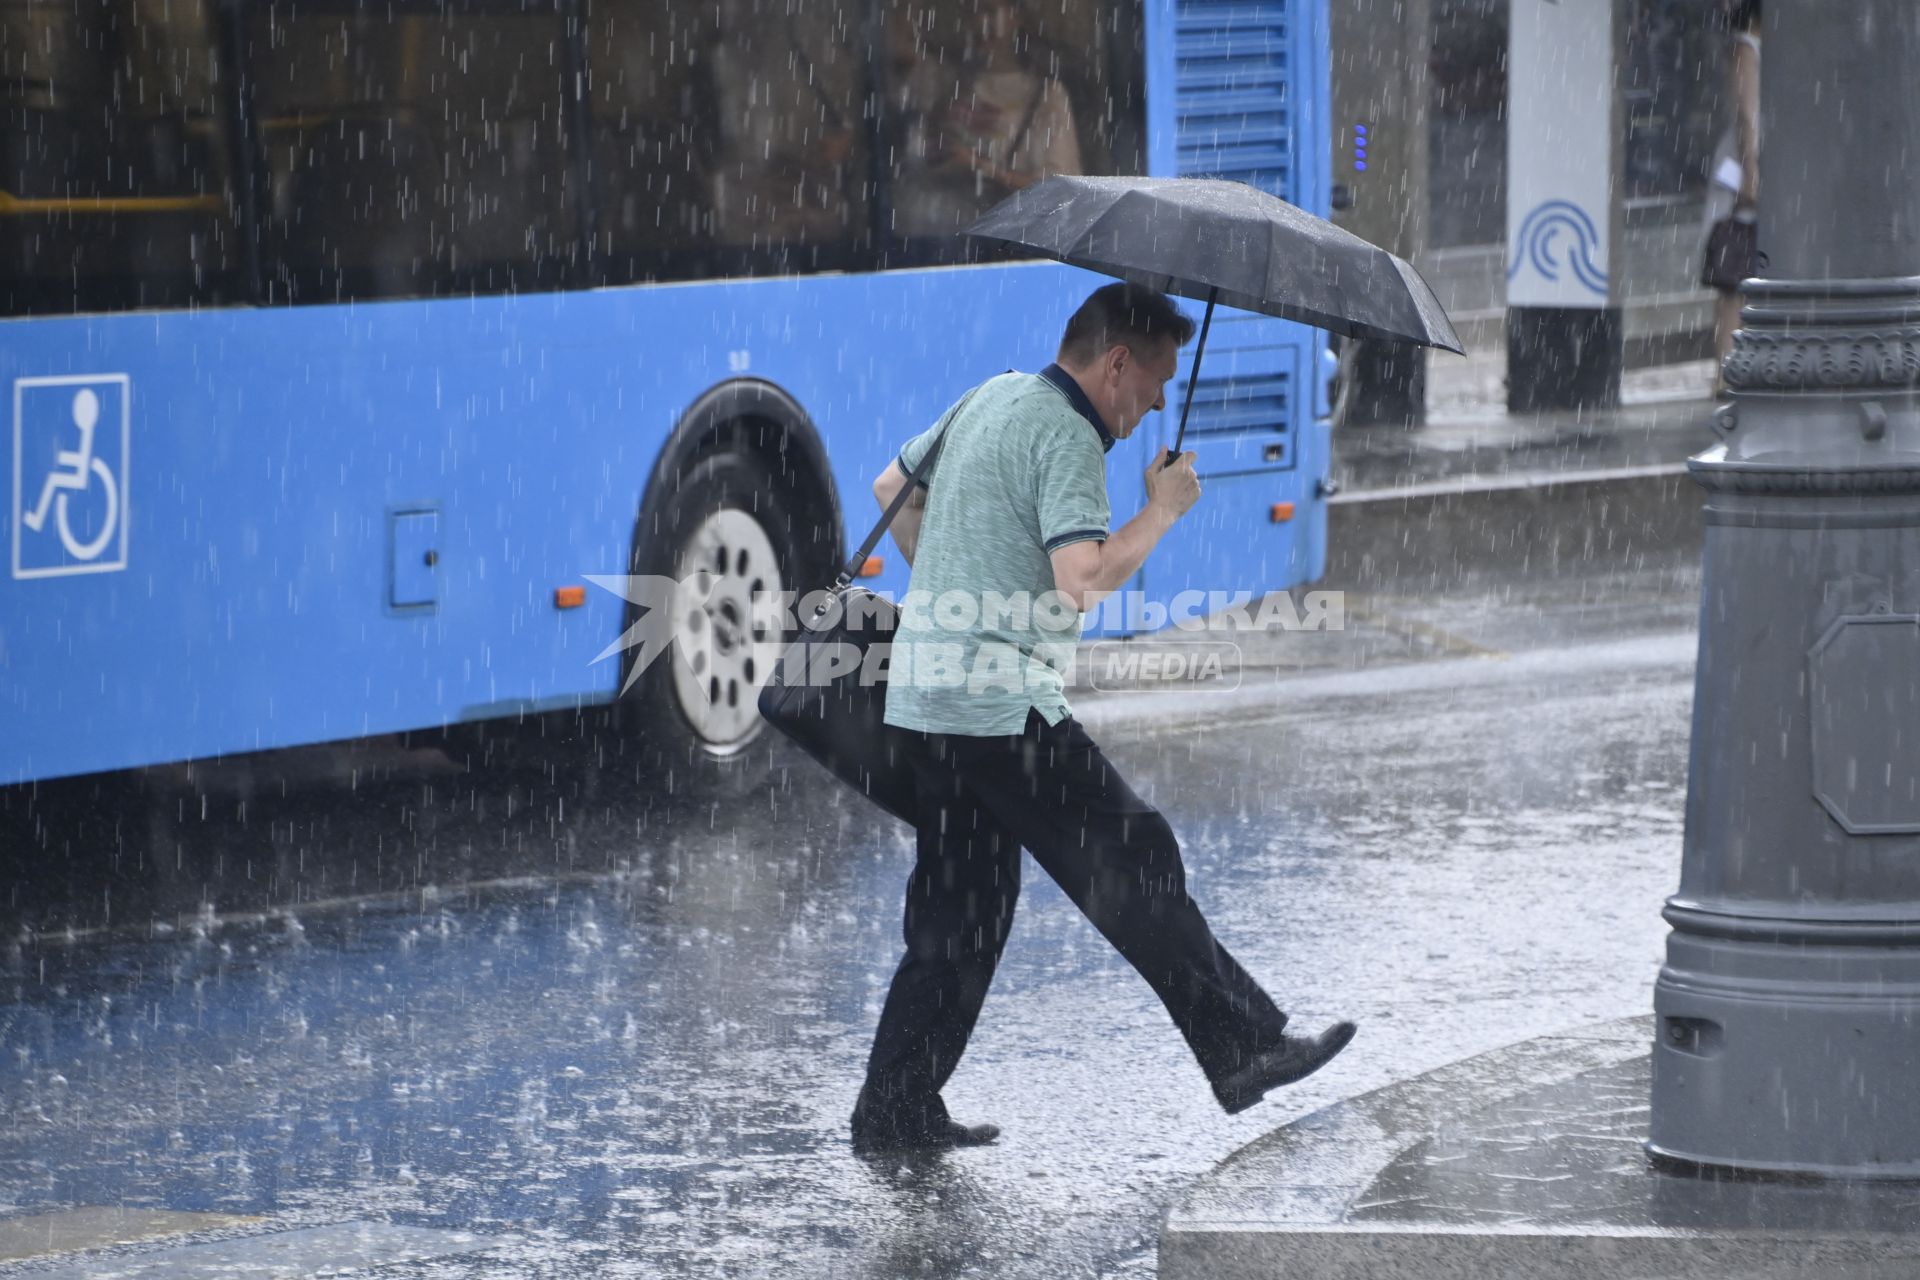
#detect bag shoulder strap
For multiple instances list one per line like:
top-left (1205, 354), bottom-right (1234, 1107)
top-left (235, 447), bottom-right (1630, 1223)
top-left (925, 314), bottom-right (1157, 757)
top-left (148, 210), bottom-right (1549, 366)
top-left (832, 381), bottom-right (986, 589)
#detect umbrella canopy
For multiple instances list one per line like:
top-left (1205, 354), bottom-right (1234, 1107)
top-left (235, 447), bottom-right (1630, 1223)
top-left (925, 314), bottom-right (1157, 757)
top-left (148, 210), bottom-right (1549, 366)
top-left (965, 175), bottom-right (1462, 353)
top-left (966, 176), bottom-right (1461, 457)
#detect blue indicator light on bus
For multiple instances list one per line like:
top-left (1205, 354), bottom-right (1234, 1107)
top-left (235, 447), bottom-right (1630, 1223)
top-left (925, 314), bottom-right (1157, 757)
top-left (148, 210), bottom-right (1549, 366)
top-left (1355, 160), bottom-right (1368, 171)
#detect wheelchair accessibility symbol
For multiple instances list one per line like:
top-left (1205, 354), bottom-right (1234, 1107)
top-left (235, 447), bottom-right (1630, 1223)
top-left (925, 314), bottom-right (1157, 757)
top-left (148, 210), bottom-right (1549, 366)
top-left (12, 375), bottom-right (130, 578)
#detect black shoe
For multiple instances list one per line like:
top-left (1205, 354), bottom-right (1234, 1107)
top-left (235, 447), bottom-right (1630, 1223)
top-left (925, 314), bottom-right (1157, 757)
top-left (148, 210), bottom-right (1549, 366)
top-left (850, 1117), bottom-right (1001, 1156)
top-left (1211, 1021), bottom-right (1357, 1115)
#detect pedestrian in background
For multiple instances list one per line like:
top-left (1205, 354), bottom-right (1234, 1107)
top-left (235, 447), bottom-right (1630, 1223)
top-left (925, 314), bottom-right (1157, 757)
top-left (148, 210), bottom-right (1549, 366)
top-left (890, 0), bottom-right (1084, 238)
top-left (1702, 0), bottom-right (1761, 397)
top-left (849, 283), bottom-right (1356, 1154)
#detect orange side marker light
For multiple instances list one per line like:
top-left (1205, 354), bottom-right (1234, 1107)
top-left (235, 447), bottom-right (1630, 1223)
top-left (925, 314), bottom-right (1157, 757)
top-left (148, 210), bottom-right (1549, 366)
top-left (858, 556), bottom-right (885, 578)
top-left (554, 585), bottom-right (588, 609)
top-left (1270, 502), bottom-right (1296, 523)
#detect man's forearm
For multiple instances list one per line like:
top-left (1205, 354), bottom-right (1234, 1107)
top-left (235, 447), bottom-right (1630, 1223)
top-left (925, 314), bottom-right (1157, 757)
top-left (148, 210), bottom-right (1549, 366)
top-left (890, 504), bottom-right (926, 566)
top-left (1077, 503), bottom-right (1177, 608)
top-left (873, 462), bottom-right (928, 566)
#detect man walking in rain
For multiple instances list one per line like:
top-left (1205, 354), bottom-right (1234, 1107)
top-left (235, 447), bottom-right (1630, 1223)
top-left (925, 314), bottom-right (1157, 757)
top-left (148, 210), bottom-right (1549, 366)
top-left (851, 283), bottom-right (1356, 1153)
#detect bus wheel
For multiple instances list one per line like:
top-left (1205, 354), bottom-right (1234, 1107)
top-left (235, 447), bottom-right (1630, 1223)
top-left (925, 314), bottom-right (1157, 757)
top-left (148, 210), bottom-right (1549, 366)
top-left (627, 448), bottom-right (795, 765)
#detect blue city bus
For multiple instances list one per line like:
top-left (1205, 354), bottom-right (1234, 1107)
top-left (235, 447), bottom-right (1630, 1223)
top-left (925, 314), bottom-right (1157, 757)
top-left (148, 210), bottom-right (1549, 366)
top-left (0, 0), bottom-right (1331, 786)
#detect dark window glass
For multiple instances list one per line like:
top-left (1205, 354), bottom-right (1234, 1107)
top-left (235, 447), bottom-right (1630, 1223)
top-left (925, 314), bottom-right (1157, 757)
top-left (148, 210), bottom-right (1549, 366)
top-left (701, 0), bottom-right (871, 258)
top-left (586, 0), bottom-right (873, 283)
top-left (2, 0), bottom-right (1149, 311)
top-left (584, 2), bottom-right (709, 270)
top-left (0, 0), bottom-right (240, 315)
top-left (1428, 0), bottom-right (1507, 249)
top-left (250, 4), bottom-right (579, 303)
top-left (1428, 0), bottom-right (1728, 261)
top-left (1624, 0), bottom-right (1721, 203)
top-left (587, 0), bottom-right (1144, 284)
top-left (881, 0), bottom-right (1144, 256)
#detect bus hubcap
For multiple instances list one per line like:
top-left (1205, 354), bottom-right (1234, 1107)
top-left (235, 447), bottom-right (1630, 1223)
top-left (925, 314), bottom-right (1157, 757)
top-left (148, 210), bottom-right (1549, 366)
top-left (670, 508), bottom-right (783, 753)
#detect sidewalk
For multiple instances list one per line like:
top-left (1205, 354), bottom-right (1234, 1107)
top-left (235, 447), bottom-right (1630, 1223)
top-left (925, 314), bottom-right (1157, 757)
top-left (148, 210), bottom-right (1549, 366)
top-left (1153, 361), bottom-right (1920, 1280)
top-left (1161, 1019), bottom-right (1920, 1280)
top-left (1327, 366), bottom-right (1713, 591)
top-left (1078, 359), bottom-right (1715, 694)
top-left (1338, 352), bottom-right (1715, 494)
top-left (1305, 360), bottom-right (1712, 675)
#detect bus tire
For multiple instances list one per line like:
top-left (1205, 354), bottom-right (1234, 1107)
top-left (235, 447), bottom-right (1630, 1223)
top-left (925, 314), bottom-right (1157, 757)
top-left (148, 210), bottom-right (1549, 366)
top-left (623, 444), bottom-right (801, 775)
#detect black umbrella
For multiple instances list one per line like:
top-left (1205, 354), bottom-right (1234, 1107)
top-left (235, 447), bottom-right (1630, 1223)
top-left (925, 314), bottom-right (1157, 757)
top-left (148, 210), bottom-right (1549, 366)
top-left (965, 175), bottom-right (1463, 456)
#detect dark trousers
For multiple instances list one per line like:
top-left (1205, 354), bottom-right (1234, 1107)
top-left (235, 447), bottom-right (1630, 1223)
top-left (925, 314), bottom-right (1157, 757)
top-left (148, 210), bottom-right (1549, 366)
top-left (855, 708), bottom-right (1289, 1135)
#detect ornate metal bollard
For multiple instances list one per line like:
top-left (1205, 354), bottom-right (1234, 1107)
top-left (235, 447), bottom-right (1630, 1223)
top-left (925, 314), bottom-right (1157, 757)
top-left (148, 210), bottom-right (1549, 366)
top-left (1648, 0), bottom-right (1920, 1177)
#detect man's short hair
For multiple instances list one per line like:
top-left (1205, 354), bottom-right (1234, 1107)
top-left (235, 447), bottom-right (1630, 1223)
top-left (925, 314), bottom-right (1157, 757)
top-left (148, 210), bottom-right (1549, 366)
top-left (1057, 283), bottom-right (1196, 365)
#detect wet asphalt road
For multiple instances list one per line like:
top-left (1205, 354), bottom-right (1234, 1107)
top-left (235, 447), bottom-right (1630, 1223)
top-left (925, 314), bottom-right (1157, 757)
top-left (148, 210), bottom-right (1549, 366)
top-left (1, 572), bottom-right (1700, 1278)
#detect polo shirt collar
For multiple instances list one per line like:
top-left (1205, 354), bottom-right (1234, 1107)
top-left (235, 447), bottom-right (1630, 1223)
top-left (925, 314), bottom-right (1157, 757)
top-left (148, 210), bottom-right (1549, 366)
top-left (1039, 363), bottom-right (1115, 453)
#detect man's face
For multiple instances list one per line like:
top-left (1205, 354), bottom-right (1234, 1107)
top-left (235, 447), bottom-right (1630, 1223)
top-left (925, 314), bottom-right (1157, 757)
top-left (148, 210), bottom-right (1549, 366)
top-left (1107, 338), bottom-right (1181, 439)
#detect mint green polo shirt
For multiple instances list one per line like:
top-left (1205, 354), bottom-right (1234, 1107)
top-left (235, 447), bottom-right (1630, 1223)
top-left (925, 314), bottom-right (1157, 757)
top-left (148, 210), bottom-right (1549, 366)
top-left (881, 369), bottom-right (1112, 736)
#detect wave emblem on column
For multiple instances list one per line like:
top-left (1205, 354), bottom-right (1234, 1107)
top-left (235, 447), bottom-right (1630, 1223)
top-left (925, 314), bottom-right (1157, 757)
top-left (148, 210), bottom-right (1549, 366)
top-left (1507, 200), bottom-right (1609, 297)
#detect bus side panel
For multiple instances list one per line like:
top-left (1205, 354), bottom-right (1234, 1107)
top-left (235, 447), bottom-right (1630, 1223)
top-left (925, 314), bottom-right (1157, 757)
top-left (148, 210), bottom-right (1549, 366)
top-left (0, 264), bottom-right (1104, 784)
top-left (1, 296), bottom-right (657, 782)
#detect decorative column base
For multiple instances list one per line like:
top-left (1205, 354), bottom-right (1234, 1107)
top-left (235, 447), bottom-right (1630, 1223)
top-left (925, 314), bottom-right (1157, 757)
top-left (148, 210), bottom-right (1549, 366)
top-left (1648, 275), bottom-right (1920, 1178)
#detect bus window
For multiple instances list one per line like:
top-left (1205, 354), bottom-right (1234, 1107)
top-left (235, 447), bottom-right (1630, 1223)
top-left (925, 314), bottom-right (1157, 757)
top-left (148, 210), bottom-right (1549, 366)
top-left (585, 0), bottom-right (714, 278)
top-left (0, 0), bottom-right (240, 315)
top-left (251, 5), bottom-right (577, 303)
top-left (882, 0), bottom-right (1144, 251)
top-left (698, 0), bottom-right (872, 271)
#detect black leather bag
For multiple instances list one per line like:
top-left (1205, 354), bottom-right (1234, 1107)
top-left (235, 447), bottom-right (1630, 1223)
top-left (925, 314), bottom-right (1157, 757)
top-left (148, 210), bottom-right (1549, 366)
top-left (755, 584), bottom-right (923, 824)
top-left (1701, 216), bottom-right (1764, 290)
top-left (756, 392), bottom-right (973, 825)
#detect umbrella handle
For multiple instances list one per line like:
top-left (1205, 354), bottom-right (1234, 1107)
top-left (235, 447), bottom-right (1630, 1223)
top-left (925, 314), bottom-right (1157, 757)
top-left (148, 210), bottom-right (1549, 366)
top-left (1164, 288), bottom-right (1216, 467)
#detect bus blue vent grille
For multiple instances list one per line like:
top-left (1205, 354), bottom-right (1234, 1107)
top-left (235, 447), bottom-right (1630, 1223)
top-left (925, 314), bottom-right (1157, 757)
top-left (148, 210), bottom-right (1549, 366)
top-left (1182, 371), bottom-right (1291, 436)
top-left (1172, 1), bottom-right (1301, 455)
top-left (1174, 0), bottom-right (1295, 201)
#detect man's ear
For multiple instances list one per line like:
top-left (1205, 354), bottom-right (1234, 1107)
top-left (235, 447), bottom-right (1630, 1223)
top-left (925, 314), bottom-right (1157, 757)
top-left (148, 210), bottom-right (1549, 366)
top-left (1104, 343), bottom-right (1131, 381)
